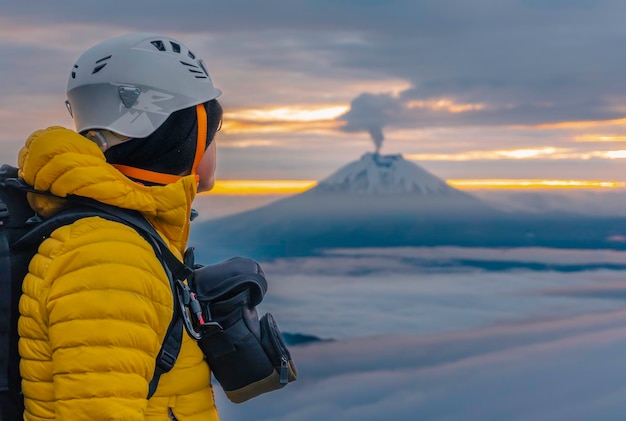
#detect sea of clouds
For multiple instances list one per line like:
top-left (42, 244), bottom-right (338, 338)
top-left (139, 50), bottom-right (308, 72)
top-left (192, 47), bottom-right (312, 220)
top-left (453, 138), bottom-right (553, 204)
top-left (212, 247), bottom-right (626, 420)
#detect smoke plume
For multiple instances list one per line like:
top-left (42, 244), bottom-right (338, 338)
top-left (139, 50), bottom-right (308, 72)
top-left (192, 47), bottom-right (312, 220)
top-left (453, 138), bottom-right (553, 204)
top-left (367, 127), bottom-right (384, 154)
top-left (339, 93), bottom-right (403, 154)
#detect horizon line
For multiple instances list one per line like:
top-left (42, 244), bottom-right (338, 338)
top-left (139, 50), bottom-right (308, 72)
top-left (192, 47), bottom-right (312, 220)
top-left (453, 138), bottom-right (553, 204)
top-left (205, 179), bottom-right (626, 195)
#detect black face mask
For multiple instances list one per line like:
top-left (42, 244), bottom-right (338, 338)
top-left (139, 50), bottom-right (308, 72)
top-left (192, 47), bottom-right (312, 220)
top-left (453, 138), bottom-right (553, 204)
top-left (105, 99), bottom-right (223, 178)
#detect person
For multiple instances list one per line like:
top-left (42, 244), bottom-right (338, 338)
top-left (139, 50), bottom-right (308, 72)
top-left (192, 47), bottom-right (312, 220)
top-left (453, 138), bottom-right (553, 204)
top-left (17, 33), bottom-right (222, 420)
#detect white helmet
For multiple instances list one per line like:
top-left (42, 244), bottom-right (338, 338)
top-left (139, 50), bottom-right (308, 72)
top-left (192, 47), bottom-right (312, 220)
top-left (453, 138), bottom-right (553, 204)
top-left (66, 32), bottom-right (222, 139)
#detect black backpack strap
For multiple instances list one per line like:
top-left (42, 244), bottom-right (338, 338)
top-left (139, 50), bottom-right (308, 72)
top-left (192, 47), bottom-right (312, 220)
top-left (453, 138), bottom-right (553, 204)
top-left (0, 244), bottom-right (23, 421)
top-left (76, 204), bottom-right (192, 399)
top-left (13, 200), bottom-right (193, 399)
top-left (0, 219), bottom-right (14, 392)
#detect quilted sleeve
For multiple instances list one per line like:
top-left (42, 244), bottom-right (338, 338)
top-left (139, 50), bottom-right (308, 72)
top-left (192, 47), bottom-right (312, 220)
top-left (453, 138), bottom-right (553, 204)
top-left (40, 216), bottom-right (172, 420)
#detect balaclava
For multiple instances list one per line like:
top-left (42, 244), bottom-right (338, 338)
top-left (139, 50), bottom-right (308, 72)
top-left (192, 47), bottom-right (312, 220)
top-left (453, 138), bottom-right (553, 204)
top-left (105, 99), bottom-right (222, 180)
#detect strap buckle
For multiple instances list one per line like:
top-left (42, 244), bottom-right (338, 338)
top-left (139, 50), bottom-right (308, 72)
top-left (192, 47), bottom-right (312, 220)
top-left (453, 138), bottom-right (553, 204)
top-left (156, 349), bottom-right (177, 371)
top-left (175, 280), bottom-right (222, 340)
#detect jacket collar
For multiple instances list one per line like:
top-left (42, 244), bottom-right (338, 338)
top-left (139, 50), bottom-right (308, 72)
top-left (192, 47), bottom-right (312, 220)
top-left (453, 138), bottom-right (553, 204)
top-left (18, 126), bottom-right (197, 253)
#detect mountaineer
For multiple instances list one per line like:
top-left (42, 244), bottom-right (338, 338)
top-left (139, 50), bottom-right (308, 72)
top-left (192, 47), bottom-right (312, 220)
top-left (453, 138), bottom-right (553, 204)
top-left (17, 33), bottom-right (222, 420)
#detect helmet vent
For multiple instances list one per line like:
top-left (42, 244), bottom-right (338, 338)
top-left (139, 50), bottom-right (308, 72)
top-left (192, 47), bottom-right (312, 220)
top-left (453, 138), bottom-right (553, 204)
top-left (92, 55), bottom-right (112, 74)
top-left (179, 61), bottom-right (207, 79)
top-left (170, 42), bottom-right (181, 53)
top-left (198, 61), bottom-right (209, 76)
top-left (188, 50), bottom-right (196, 60)
top-left (151, 40), bottom-right (166, 52)
top-left (95, 55), bottom-right (112, 63)
top-left (92, 63), bottom-right (107, 74)
top-left (71, 64), bottom-right (78, 79)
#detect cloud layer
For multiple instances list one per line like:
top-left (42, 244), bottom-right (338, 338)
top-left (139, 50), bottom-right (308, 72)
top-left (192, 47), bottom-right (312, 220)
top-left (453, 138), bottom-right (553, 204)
top-left (3, 0), bottom-right (626, 181)
top-left (209, 250), bottom-right (626, 420)
top-left (216, 307), bottom-right (626, 421)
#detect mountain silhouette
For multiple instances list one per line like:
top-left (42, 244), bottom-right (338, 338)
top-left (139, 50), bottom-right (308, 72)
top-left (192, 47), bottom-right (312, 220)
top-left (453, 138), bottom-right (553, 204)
top-left (191, 154), bottom-right (626, 262)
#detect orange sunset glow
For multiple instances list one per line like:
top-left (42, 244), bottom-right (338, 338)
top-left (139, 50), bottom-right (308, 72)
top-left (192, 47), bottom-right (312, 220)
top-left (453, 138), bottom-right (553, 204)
top-left (221, 119), bottom-right (342, 134)
top-left (573, 134), bottom-right (626, 143)
top-left (446, 179), bottom-right (625, 189)
top-left (221, 105), bottom-right (348, 134)
top-left (535, 117), bottom-right (626, 130)
top-left (406, 98), bottom-right (485, 113)
top-left (207, 178), bottom-right (625, 195)
top-left (227, 105), bottom-right (349, 122)
top-left (209, 180), bottom-right (318, 195)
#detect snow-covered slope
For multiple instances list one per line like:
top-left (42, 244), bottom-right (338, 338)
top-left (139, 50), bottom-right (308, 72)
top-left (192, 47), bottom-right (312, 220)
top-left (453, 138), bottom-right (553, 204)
top-left (314, 152), bottom-right (454, 196)
top-left (293, 153), bottom-right (494, 217)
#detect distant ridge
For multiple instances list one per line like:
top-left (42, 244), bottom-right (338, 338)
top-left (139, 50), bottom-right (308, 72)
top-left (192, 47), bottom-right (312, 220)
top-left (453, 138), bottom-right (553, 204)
top-left (190, 153), bottom-right (626, 261)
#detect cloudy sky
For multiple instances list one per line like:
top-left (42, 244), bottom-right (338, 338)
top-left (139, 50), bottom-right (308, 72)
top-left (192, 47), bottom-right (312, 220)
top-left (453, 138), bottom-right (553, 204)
top-left (3, 0), bottom-right (626, 193)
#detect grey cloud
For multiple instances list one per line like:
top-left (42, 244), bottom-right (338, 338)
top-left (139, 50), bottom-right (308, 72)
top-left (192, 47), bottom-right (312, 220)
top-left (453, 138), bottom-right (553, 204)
top-left (0, 0), bottom-right (626, 124)
top-left (0, 1), bottom-right (448, 33)
top-left (520, 0), bottom-right (599, 10)
top-left (3, 0), bottom-right (626, 135)
top-left (0, 45), bottom-right (73, 96)
top-left (324, 0), bottom-right (626, 127)
top-left (338, 93), bottom-right (406, 152)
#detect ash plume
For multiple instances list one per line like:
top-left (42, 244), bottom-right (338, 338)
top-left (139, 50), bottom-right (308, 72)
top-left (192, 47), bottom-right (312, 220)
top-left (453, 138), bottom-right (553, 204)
top-left (367, 127), bottom-right (384, 154)
top-left (339, 93), bottom-right (403, 154)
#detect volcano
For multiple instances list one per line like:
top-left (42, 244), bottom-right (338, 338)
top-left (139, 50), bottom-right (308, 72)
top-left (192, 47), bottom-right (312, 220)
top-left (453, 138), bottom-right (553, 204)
top-left (298, 152), bottom-right (495, 217)
top-left (316, 152), bottom-right (458, 195)
top-left (190, 153), bottom-right (626, 261)
top-left (190, 153), bottom-right (512, 260)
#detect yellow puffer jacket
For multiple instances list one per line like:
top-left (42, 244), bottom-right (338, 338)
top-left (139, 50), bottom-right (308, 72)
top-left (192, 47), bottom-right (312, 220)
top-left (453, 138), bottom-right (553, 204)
top-left (17, 126), bottom-right (220, 421)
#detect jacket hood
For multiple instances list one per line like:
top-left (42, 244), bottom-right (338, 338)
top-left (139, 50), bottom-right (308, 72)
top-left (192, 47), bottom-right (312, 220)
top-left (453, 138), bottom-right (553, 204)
top-left (18, 126), bottom-right (198, 252)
